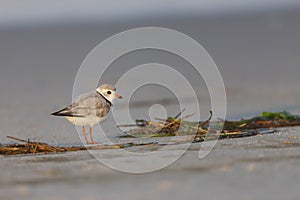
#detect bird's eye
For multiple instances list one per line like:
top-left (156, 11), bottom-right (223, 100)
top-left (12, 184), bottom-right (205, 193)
top-left (107, 91), bottom-right (112, 95)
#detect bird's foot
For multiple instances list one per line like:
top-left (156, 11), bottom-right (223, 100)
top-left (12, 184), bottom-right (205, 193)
top-left (87, 141), bottom-right (100, 145)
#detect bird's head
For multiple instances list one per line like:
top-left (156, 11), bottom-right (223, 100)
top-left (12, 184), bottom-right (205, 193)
top-left (96, 84), bottom-right (122, 103)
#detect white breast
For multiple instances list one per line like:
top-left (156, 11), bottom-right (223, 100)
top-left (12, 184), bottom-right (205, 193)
top-left (65, 115), bottom-right (108, 127)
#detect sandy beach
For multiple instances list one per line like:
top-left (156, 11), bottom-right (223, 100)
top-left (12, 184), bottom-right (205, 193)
top-left (1, 127), bottom-right (300, 200)
top-left (1, 5), bottom-right (300, 200)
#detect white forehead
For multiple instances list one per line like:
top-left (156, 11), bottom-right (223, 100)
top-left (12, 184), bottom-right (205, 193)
top-left (98, 84), bottom-right (115, 91)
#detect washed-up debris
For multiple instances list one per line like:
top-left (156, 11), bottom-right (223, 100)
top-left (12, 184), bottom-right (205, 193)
top-left (222, 111), bottom-right (300, 131)
top-left (173, 128), bottom-right (277, 143)
top-left (118, 110), bottom-right (300, 141)
top-left (118, 110), bottom-right (208, 138)
top-left (1, 111), bottom-right (299, 156)
top-left (0, 136), bottom-right (156, 156)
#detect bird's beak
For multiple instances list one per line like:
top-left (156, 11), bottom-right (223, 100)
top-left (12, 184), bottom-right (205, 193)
top-left (114, 93), bottom-right (122, 99)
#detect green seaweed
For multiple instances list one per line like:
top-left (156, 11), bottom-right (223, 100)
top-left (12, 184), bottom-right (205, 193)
top-left (260, 111), bottom-right (299, 120)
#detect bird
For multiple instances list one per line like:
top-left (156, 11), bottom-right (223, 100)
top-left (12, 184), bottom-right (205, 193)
top-left (51, 84), bottom-right (122, 144)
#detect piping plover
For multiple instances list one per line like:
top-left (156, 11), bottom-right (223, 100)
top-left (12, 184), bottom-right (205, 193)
top-left (51, 84), bottom-right (122, 144)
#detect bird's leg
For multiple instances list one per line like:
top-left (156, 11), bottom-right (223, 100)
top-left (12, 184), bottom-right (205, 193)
top-left (89, 126), bottom-right (98, 144)
top-left (81, 126), bottom-right (89, 144)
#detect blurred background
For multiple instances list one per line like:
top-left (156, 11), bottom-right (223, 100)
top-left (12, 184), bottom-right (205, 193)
top-left (1, 0), bottom-right (300, 143)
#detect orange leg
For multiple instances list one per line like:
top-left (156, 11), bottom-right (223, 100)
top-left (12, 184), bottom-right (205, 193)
top-left (82, 126), bottom-right (89, 144)
top-left (89, 126), bottom-right (94, 144)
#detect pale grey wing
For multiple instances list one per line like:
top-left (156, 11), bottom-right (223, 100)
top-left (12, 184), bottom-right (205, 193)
top-left (52, 92), bottom-right (110, 117)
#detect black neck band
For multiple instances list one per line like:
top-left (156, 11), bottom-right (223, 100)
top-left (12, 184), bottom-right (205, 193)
top-left (96, 90), bottom-right (112, 106)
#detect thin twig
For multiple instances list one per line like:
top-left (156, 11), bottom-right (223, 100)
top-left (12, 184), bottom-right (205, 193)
top-left (174, 108), bottom-right (186, 119)
top-left (194, 110), bottom-right (213, 141)
top-left (7, 136), bottom-right (28, 143)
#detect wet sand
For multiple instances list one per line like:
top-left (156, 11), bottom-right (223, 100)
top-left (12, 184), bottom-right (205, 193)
top-left (1, 127), bottom-right (300, 200)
